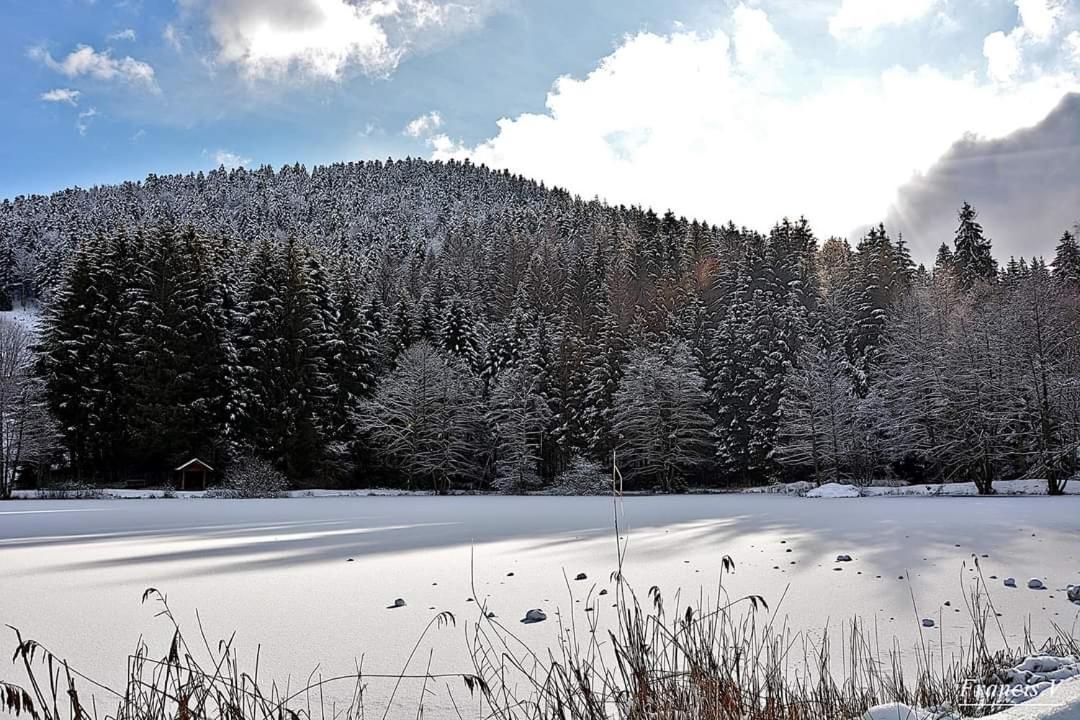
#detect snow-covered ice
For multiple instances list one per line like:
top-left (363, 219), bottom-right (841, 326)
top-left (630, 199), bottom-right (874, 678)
top-left (2, 494), bottom-right (1079, 717)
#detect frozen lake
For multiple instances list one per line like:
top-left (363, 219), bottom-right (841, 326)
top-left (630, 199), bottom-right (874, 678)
top-left (2, 494), bottom-right (1079, 718)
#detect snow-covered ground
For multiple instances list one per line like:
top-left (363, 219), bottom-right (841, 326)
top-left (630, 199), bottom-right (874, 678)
top-left (9, 487), bottom-right (433, 500)
top-left (751, 479), bottom-right (1080, 498)
top-left (0, 304), bottom-right (42, 333)
top-left (2, 494), bottom-right (1079, 718)
top-left (861, 655), bottom-right (1080, 718)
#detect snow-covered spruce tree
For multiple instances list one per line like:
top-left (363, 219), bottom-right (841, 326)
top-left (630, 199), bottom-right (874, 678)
top-left (440, 294), bottom-right (482, 369)
top-left (125, 225), bottom-right (232, 476)
top-left (708, 245), bottom-right (788, 484)
top-left (233, 236), bottom-right (285, 467)
top-left (388, 293), bottom-right (417, 364)
top-left (0, 319), bottom-right (56, 497)
top-left (37, 238), bottom-right (99, 479)
top-left (582, 311), bottom-right (623, 461)
top-left (356, 342), bottom-right (485, 492)
top-left (326, 260), bottom-right (376, 444)
top-left (934, 242), bottom-right (955, 277)
top-left (234, 237), bottom-right (333, 483)
top-left (1052, 230), bottom-right (1080, 289)
top-left (39, 230), bottom-right (138, 480)
top-left (613, 343), bottom-right (711, 491)
top-left (951, 202), bottom-right (997, 290)
top-left (846, 225), bottom-right (898, 395)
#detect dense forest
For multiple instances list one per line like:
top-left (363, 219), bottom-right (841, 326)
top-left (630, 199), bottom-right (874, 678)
top-left (1, 158), bottom-right (1078, 495)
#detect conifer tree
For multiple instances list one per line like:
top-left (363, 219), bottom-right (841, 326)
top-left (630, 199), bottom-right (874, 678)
top-left (1052, 230), bottom-right (1080, 288)
top-left (952, 202), bottom-right (997, 289)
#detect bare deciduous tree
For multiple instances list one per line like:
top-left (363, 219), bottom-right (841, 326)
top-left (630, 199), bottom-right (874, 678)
top-left (0, 319), bottom-right (55, 497)
top-left (356, 342), bottom-right (484, 493)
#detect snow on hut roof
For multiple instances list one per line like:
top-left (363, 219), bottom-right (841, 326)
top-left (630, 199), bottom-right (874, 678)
top-left (175, 457), bottom-right (214, 472)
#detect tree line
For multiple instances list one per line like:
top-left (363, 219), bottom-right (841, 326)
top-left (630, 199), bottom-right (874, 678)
top-left (3, 160), bottom-right (1079, 494)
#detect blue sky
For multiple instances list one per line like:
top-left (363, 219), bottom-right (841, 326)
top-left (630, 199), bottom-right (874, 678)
top-left (3, 0), bottom-right (1079, 242)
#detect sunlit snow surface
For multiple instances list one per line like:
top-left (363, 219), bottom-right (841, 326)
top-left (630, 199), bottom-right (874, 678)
top-left (2, 495), bottom-right (1079, 718)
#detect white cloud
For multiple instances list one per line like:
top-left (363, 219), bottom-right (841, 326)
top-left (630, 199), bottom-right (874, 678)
top-left (1068, 31), bottom-right (1080, 64)
top-left (210, 149), bottom-right (251, 168)
top-left (108, 28), bottom-right (137, 42)
top-left (76, 107), bottom-right (98, 136)
top-left (40, 88), bottom-right (81, 105)
top-left (30, 44), bottom-right (157, 91)
top-left (403, 110), bottom-right (443, 137)
top-left (980, 0), bottom-right (1066, 85)
top-left (984, 30), bottom-right (1023, 83)
top-left (190, 0), bottom-right (498, 80)
top-left (731, 3), bottom-right (787, 74)
top-left (829, 0), bottom-right (941, 41)
top-left (433, 23), bottom-right (1080, 237)
top-left (1015, 0), bottom-right (1064, 41)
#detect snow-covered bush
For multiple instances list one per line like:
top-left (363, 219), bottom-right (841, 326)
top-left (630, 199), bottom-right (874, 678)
top-left (35, 481), bottom-right (102, 499)
top-left (545, 457), bottom-right (610, 496)
top-left (206, 456), bottom-right (288, 499)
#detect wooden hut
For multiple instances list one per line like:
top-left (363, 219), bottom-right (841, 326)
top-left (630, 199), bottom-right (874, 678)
top-left (175, 458), bottom-right (214, 490)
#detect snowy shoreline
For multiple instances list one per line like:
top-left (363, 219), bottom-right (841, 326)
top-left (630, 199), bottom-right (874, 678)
top-left (6, 477), bottom-right (1079, 501)
top-left (749, 479), bottom-right (1080, 499)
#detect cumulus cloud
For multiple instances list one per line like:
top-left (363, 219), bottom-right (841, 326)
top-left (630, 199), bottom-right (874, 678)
top-left (731, 3), bottom-right (787, 75)
top-left (982, 0), bottom-right (1069, 85)
top-left (40, 88), bottom-right (81, 105)
top-left (30, 44), bottom-right (157, 90)
top-left (984, 30), bottom-right (1023, 83)
top-left (829, 0), bottom-right (941, 41)
top-left (403, 110), bottom-right (443, 137)
top-left (433, 13), bottom-right (1080, 240)
top-left (1015, 0), bottom-right (1064, 41)
top-left (108, 28), bottom-right (137, 42)
top-left (209, 149), bottom-right (251, 168)
top-left (189, 0), bottom-right (498, 80)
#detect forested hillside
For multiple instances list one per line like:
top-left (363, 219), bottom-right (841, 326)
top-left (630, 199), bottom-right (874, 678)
top-left (1, 158), bottom-right (1078, 494)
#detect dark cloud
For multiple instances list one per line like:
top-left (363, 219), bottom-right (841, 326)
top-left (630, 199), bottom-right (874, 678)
top-left (882, 92), bottom-right (1080, 264)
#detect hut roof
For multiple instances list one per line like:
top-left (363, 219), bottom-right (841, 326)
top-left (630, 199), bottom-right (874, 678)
top-left (175, 457), bottom-right (214, 472)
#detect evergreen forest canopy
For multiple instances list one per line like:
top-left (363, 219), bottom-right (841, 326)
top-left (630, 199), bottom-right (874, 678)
top-left (2, 157), bottom-right (1079, 495)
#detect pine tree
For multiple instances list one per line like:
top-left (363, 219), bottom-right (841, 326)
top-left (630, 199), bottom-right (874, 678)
top-left (327, 262), bottom-right (376, 442)
top-left (487, 363), bottom-right (551, 492)
top-left (38, 239), bottom-right (99, 478)
top-left (952, 202), bottom-right (997, 290)
top-left (934, 242), bottom-right (954, 276)
top-left (708, 244), bottom-right (788, 484)
top-left (1052, 230), bottom-right (1080, 288)
top-left (440, 295), bottom-right (482, 367)
top-left (126, 225), bottom-right (232, 474)
top-left (235, 237), bottom-right (333, 482)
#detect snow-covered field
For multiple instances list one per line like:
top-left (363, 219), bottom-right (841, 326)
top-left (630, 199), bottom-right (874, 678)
top-left (2, 494), bottom-right (1079, 718)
